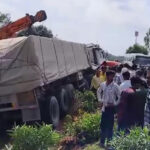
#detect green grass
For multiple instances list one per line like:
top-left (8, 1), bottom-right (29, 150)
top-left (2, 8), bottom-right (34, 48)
top-left (83, 142), bottom-right (105, 150)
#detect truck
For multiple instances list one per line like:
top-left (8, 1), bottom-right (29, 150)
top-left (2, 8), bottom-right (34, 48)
top-left (124, 53), bottom-right (150, 67)
top-left (0, 35), bottom-right (105, 129)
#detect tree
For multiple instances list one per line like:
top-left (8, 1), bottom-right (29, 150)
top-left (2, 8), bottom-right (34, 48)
top-left (0, 12), bottom-right (10, 27)
top-left (17, 25), bottom-right (53, 38)
top-left (144, 29), bottom-right (150, 51)
top-left (126, 44), bottom-right (148, 55)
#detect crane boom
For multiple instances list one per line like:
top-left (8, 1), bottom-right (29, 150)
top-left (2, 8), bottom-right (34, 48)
top-left (0, 10), bottom-right (47, 40)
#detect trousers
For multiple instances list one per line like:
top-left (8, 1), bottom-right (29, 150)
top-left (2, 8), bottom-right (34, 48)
top-left (100, 107), bottom-right (115, 144)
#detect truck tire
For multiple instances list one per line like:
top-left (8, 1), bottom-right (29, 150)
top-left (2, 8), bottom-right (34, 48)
top-left (59, 88), bottom-right (70, 114)
top-left (47, 96), bottom-right (60, 128)
top-left (0, 116), bottom-right (6, 134)
top-left (83, 78), bottom-right (90, 90)
top-left (65, 84), bottom-right (75, 106)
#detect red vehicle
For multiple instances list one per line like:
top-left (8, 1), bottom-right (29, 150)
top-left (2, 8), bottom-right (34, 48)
top-left (0, 10), bottom-right (47, 40)
top-left (101, 61), bottom-right (121, 67)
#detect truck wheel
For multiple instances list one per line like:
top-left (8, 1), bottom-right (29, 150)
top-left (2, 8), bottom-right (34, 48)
top-left (59, 88), bottom-right (70, 114)
top-left (83, 78), bottom-right (90, 90)
top-left (0, 117), bottom-right (5, 134)
top-left (48, 96), bottom-right (60, 128)
top-left (65, 84), bottom-right (75, 106)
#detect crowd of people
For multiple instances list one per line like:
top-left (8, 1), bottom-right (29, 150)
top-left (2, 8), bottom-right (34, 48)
top-left (90, 62), bottom-right (150, 148)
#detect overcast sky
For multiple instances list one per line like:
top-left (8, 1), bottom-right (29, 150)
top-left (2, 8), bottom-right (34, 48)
top-left (0, 0), bottom-right (150, 55)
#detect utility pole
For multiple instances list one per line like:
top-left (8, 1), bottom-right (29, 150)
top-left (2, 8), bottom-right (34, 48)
top-left (135, 31), bottom-right (139, 44)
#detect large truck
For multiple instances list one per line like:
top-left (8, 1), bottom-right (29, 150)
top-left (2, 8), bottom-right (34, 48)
top-left (0, 35), bottom-right (105, 128)
top-left (124, 53), bottom-right (150, 67)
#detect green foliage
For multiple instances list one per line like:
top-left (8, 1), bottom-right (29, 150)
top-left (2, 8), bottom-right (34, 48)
top-left (75, 90), bottom-right (98, 112)
top-left (144, 29), bottom-right (150, 50)
top-left (84, 142), bottom-right (104, 150)
top-left (63, 115), bottom-right (77, 136)
top-left (10, 124), bottom-right (61, 150)
top-left (126, 44), bottom-right (148, 55)
top-left (110, 127), bottom-right (150, 150)
top-left (76, 112), bottom-right (101, 143)
top-left (64, 112), bottom-right (101, 144)
top-left (17, 25), bottom-right (53, 38)
top-left (0, 12), bottom-right (10, 27)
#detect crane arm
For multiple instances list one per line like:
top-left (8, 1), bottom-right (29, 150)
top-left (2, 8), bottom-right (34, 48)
top-left (0, 10), bottom-right (47, 40)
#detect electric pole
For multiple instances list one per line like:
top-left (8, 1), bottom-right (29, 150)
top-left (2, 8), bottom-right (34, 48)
top-left (135, 31), bottom-right (139, 44)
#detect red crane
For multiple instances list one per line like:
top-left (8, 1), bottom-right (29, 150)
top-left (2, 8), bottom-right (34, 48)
top-left (0, 10), bottom-right (47, 40)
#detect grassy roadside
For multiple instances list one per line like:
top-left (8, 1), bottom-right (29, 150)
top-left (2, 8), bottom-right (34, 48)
top-left (83, 142), bottom-right (105, 150)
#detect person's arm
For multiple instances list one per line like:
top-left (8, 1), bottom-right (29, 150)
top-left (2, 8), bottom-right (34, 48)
top-left (144, 102), bottom-right (150, 126)
top-left (144, 91), bottom-right (150, 126)
top-left (90, 77), bottom-right (94, 89)
top-left (119, 84), bottom-right (123, 93)
top-left (97, 85), bottom-right (103, 108)
top-left (97, 85), bottom-right (103, 102)
top-left (114, 84), bottom-right (121, 105)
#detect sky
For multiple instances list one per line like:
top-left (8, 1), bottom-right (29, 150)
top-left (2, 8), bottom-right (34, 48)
top-left (0, 0), bottom-right (150, 55)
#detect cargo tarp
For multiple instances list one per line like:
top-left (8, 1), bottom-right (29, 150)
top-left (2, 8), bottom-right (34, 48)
top-left (0, 36), bottom-right (89, 96)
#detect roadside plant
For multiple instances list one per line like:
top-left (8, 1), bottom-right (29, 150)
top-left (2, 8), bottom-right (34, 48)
top-left (63, 115), bottom-right (76, 136)
top-left (10, 124), bottom-right (61, 150)
top-left (75, 90), bottom-right (98, 112)
top-left (76, 112), bottom-right (101, 144)
top-left (110, 127), bottom-right (150, 150)
top-left (64, 111), bottom-right (101, 145)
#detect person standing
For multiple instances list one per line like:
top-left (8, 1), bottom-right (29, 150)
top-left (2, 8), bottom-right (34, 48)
top-left (144, 69), bottom-right (150, 126)
top-left (97, 70), bottom-right (120, 147)
top-left (120, 71), bottom-right (131, 92)
top-left (99, 66), bottom-right (107, 83)
top-left (136, 69), bottom-right (148, 89)
top-left (118, 76), bottom-right (146, 131)
top-left (114, 65), bottom-right (123, 85)
top-left (90, 69), bottom-right (101, 93)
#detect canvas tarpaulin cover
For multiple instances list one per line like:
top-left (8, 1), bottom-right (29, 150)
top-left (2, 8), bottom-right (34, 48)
top-left (0, 35), bottom-right (90, 96)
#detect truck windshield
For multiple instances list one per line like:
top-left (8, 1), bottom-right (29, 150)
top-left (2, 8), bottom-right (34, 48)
top-left (134, 56), bottom-right (150, 66)
top-left (95, 50), bottom-right (105, 65)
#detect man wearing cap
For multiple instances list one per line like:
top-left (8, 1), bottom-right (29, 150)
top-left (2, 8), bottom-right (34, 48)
top-left (97, 70), bottom-right (120, 147)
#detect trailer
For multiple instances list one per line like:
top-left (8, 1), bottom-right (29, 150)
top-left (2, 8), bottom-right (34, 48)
top-left (0, 35), bottom-right (105, 128)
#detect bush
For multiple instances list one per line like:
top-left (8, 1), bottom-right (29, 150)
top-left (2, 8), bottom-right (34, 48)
top-left (110, 127), bottom-right (150, 150)
top-left (84, 142), bottom-right (104, 150)
top-left (63, 115), bottom-right (76, 136)
top-left (64, 112), bottom-right (101, 144)
top-left (10, 124), bottom-right (61, 150)
top-left (75, 90), bottom-right (97, 113)
top-left (76, 112), bottom-right (101, 144)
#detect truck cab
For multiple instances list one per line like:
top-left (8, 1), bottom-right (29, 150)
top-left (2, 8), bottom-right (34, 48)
top-left (86, 44), bottom-right (106, 68)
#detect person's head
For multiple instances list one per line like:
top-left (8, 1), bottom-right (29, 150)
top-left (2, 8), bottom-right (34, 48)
top-left (102, 61), bottom-right (107, 66)
top-left (101, 66), bottom-right (107, 73)
top-left (132, 64), bottom-right (137, 70)
top-left (124, 63), bottom-right (131, 70)
top-left (130, 76), bottom-right (141, 89)
top-left (136, 70), bottom-right (144, 78)
top-left (106, 70), bottom-right (115, 83)
top-left (119, 64), bottom-right (124, 69)
top-left (146, 69), bottom-right (150, 87)
top-left (122, 71), bottom-right (130, 81)
top-left (116, 66), bottom-right (122, 73)
top-left (121, 67), bottom-right (128, 74)
top-left (95, 69), bottom-right (100, 77)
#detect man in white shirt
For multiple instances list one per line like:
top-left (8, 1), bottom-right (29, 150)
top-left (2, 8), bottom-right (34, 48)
top-left (120, 71), bottom-right (131, 92)
top-left (97, 70), bottom-right (121, 147)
